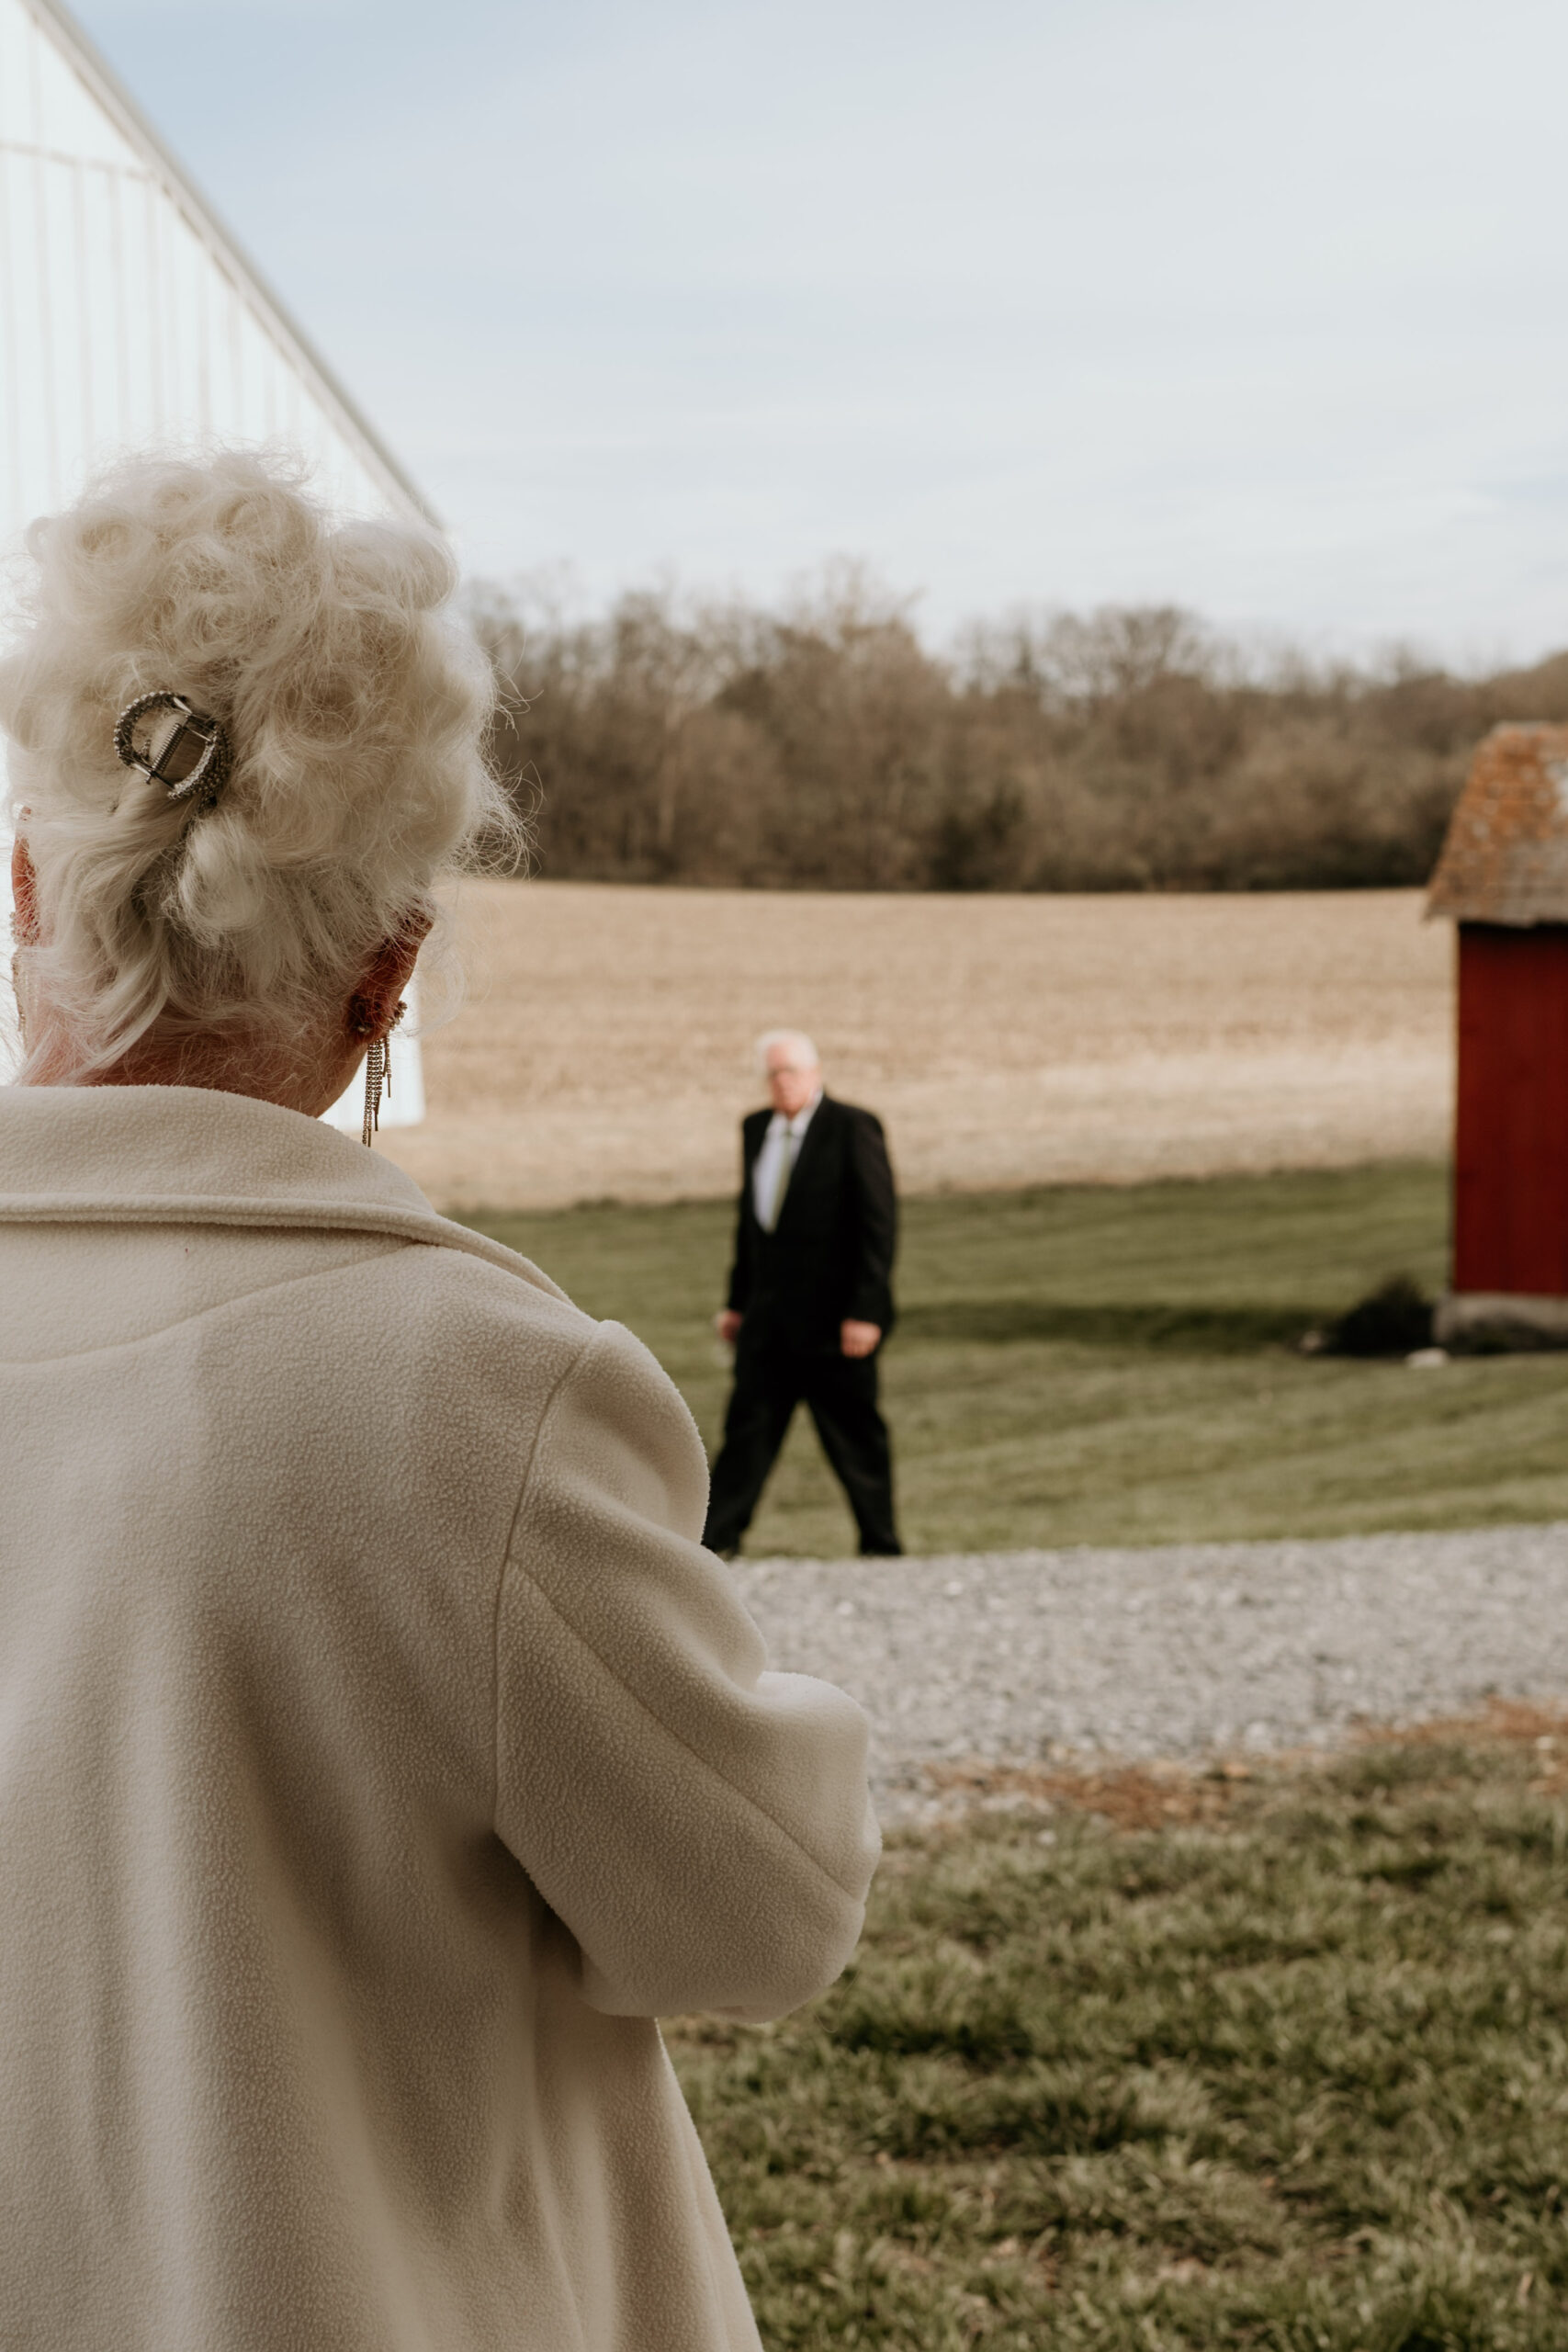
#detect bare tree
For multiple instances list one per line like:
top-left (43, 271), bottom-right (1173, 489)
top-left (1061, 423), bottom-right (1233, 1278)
top-left (468, 571), bottom-right (1545, 893)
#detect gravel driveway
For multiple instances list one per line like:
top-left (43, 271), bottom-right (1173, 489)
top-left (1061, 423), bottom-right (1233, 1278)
top-left (734, 1525), bottom-right (1568, 1817)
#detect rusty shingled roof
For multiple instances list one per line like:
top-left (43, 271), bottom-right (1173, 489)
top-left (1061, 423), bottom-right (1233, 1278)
top-left (1427, 722), bottom-right (1568, 924)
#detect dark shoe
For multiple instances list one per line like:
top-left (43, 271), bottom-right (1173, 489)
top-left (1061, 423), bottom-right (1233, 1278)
top-left (859, 1543), bottom-right (902, 1557)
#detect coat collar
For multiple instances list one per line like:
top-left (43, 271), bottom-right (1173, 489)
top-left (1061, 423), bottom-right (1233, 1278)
top-left (0, 1083), bottom-right (560, 1293)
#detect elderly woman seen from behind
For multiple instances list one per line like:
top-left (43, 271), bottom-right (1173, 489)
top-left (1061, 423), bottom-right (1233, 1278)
top-left (0, 452), bottom-right (878, 2352)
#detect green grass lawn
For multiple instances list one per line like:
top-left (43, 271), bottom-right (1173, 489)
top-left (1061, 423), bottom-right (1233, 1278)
top-left (462, 1162), bottom-right (1568, 1555)
top-left (665, 1720), bottom-right (1568, 2349)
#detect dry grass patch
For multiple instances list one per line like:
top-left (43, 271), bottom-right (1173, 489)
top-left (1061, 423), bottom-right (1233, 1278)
top-left (921, 1705), bottom-right (1568, 1836)
top-left (920, 1759), bottom-right (1247, 1834)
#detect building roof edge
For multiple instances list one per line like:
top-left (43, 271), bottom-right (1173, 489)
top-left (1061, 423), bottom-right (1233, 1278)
top-left (19, 0), bottom-right (442, 530)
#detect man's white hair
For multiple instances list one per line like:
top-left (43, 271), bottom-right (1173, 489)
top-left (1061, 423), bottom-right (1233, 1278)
top-left (1, 447), bottom-right (521, 1080)
top-left (754, 1027), bottom-right (819, 1074)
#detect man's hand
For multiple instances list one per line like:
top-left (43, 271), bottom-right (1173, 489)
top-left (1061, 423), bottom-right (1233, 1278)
top-left (840, 1318), bottom-right (881, 1359)
top-left (716, 1310), bottom-right (744, 1345)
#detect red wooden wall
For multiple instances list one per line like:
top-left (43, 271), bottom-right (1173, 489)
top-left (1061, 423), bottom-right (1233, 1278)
top-left (1453, 922), bottom-right (1568, 1295)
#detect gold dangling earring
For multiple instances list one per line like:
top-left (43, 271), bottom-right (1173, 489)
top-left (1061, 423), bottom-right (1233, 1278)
top-left (360, 999), bottom-right (408, 1149)
top-left (360, 1034), bottom-right (385, 1149)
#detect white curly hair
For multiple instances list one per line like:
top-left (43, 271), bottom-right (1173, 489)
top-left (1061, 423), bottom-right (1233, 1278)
top-left (754, 1028), bottom-right (819, 1074)
top-left (1, 447), bottom-right (518, 1080)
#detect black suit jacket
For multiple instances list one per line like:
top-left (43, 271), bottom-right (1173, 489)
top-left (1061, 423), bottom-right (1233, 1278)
top-left (726, 1095), bottom-right (897, 1349)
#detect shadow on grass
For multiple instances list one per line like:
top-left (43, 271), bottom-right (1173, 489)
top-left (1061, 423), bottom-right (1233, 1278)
top-left (897, 1299), bottom-right (1317, 1352)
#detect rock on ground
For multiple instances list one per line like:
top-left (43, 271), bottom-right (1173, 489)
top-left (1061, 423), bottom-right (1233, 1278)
top-left (733, 1525), bottom-right (1568, 1820)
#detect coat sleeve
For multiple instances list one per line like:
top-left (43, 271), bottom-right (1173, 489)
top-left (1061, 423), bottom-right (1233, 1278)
top-left (491, 1319), bottom-right (880, 2020)
top-left (844, 1109), bottom-right (897, 1332)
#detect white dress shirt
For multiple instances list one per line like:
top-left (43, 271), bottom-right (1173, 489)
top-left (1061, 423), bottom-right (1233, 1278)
top-left (752, 1091), bottom-right (822, 1232)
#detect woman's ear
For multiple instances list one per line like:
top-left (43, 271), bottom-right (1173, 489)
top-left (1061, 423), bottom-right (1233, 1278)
top-left (346, 911), bottom-right (433, 1037)
top-left (10, 837), bottom-right (39, 947)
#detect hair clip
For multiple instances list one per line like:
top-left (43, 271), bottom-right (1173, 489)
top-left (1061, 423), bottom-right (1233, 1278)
top-left (115, 691), bottom-right (232, 811)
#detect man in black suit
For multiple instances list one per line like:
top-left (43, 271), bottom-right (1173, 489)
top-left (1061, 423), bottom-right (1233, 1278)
top-left (704, 1030), bottom-right (901, 1559)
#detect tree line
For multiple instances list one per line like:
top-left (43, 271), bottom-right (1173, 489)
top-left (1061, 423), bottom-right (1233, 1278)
top-left (470, 571), bottom-right (1568, 891)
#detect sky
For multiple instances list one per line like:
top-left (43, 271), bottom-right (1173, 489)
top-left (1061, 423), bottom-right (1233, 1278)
top-left (64, 0), bottom-right (1568, 660)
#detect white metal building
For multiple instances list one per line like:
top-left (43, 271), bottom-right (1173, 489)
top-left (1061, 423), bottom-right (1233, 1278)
top-left (0, 0), bottom-right (429, 1121)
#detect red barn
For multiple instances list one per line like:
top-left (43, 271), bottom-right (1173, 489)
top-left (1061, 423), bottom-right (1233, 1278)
top-left (1427, 723), bottom-right (1568, 1345)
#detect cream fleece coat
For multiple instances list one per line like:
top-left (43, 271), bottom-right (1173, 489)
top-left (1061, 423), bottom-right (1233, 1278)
top-left (0, 1084), bottom-right (878, 2352)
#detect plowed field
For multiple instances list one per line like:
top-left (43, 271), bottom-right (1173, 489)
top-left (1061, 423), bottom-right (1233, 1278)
top-left (381, 884), bottom-right (1452, 1211)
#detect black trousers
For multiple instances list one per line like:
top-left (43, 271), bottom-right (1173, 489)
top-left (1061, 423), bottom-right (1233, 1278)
top-left (704, 1326), bottom-right (900, 1557)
